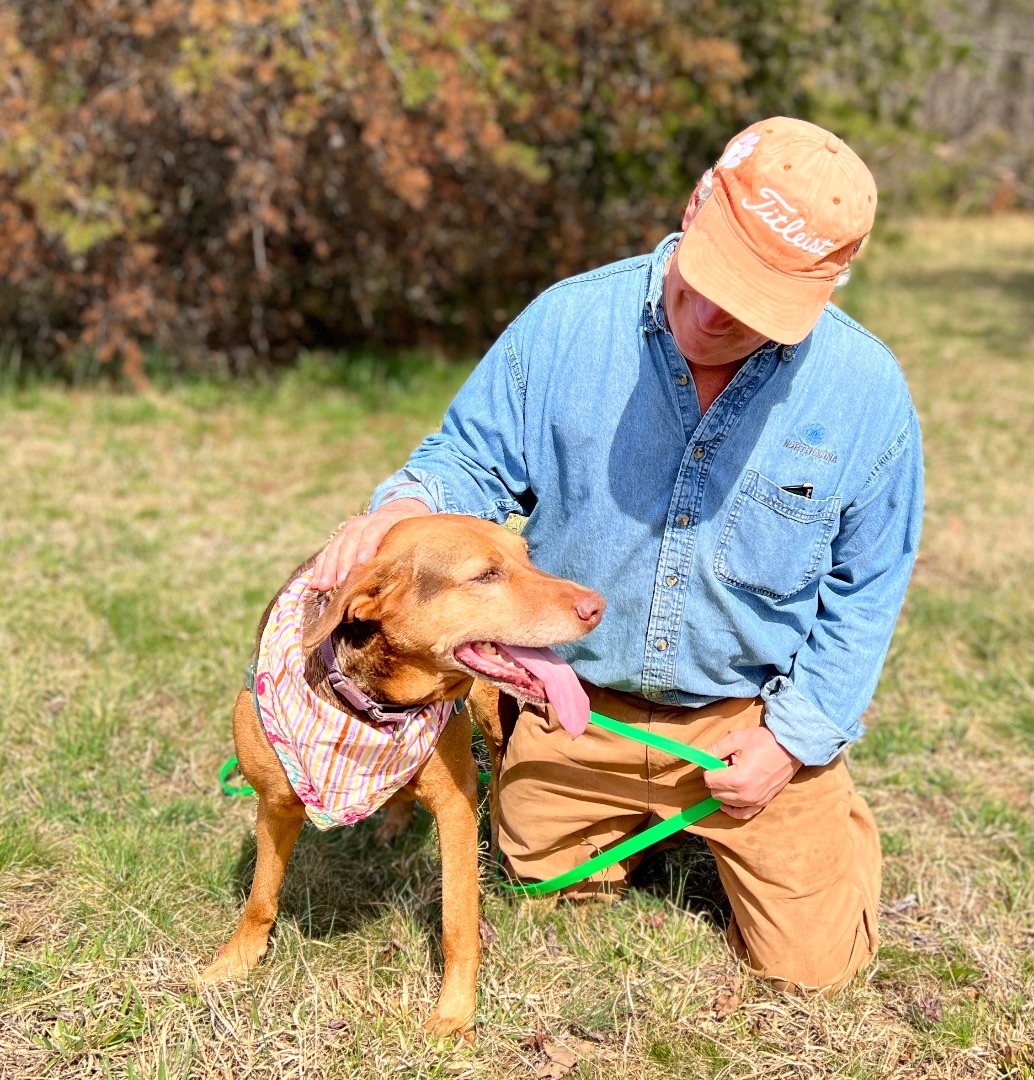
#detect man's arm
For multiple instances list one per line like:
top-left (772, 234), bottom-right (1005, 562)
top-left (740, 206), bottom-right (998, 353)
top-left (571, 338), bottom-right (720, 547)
top-left (312, 326), bottom-right (530, 591)
top-left (705, 409), bottom-right (924, 814)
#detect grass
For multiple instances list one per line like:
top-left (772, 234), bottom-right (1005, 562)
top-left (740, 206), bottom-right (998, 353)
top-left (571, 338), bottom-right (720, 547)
top-left (1, 216), bottom-right (1033, 1078)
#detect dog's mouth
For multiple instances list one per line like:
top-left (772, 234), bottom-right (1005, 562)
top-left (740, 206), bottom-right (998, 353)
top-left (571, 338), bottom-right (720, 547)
top-left (452, 641), bottom-right (590, 737)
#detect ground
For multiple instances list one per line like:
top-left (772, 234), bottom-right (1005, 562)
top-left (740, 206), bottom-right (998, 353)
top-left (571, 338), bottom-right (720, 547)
top-left (0, 216), bottom-right (1032, 1078)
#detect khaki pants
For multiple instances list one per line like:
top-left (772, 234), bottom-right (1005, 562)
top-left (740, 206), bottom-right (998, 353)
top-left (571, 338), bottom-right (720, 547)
top-left (497, 684), bottom-right (881, 992)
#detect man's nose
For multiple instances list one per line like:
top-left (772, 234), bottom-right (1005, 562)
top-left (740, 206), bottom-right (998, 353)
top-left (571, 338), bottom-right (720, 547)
top-left (695, 296), bottom-right (736, 334)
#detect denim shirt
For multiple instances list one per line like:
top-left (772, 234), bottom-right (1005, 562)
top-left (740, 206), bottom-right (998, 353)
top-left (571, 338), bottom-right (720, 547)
top-left (372, 234), bottom-right (924, 766)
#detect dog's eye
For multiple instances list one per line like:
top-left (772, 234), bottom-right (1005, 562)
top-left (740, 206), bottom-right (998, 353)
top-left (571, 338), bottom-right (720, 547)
top-left (472, 567), bottom-right (503, 584)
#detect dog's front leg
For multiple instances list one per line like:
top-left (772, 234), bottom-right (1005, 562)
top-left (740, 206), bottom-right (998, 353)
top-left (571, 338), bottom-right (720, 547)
top-left (465, 682), bottom-right (520, 855)
top-left (411, 711), bottom-right (480, 1036)
top-left (202, 689), bottom-right (307, 983)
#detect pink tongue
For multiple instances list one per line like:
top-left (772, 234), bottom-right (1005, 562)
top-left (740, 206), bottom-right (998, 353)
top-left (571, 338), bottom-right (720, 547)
top-left (496, 644), bottom-right (589, 737)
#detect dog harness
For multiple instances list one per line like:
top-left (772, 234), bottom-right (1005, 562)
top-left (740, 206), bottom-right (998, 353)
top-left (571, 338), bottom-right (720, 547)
top-left (251, 569), bottom-right (456, 830)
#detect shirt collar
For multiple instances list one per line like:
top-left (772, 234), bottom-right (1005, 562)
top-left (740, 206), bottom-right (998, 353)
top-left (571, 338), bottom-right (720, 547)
top-left (643, 232), bottom-right (680, 334)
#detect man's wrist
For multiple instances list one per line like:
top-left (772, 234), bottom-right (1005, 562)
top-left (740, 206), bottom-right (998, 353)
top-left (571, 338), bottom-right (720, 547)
top-left (762, 721), bottom-right (803, 775)
top-left (378, 497), bottom-right (434, 516)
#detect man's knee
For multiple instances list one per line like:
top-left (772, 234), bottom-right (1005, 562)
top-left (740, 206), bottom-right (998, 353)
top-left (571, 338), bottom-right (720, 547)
top-left (728, 911), bottom-right (877, 994)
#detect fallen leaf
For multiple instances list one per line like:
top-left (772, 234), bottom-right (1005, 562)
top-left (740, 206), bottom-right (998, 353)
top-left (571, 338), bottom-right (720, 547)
top-left (714, 990), bottom-right (739, 1020)
top-left (644, 911), bottom-right (666, 929)
top-left (543, 924), bottom-right (561, 957)
top-left (535, 1065), bottom-right (567, 1080)
top-left (543, 1043), bottom-right (577, 1067)
top-left (918, 994), bottom-right (942, 1023)
top-left (714, 978), bottom-right (742, 1021)
top-left (569, 1023), bottom-right (614, 1044)
top-left (521, 1021), bottom-right (549, 1053)
top-left (326, 1018), bottom-right (350, 1031)
top-left (479, 917), bottom-right (499, 947)
top-left (535, 1041), bottom-right (579, 1078)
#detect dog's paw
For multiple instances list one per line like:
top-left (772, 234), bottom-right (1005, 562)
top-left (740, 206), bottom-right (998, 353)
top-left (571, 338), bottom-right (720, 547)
top-left (425, 986), bottom-right (476, 1038)
top-left (424, 1006), bottom-right (476, 1039)
top-left (374, 800), bottom-right (415, 845)
top-left (198, 937), bottom-right (267, 984)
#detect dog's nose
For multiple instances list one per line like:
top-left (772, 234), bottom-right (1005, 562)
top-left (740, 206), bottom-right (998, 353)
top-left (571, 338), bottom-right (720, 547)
top-left (575, 591), bottom-right (605, 628)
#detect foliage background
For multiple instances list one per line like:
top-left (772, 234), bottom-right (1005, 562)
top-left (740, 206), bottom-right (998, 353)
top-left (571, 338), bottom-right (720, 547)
top-left (2, 0), bottom-right (1029, 383)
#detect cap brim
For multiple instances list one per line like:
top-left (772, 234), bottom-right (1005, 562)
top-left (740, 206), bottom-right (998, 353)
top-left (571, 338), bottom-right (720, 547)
top-left (676, 197), bottom-right (833, 345)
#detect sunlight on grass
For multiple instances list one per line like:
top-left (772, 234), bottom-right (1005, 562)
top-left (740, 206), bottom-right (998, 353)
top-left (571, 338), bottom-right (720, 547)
top-left (2, 225), bottom-right (1034, 1076)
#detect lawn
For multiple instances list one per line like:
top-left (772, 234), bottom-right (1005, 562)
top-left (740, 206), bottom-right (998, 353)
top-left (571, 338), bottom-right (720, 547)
top-left (1, 216), bottom-right (1032, 1079)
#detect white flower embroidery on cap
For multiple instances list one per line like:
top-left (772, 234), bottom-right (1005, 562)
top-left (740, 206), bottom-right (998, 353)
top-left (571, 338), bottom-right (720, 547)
top-left (719, 132), bottom-right (760, 170)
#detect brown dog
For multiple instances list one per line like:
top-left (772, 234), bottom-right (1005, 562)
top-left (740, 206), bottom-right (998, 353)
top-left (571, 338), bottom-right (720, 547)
top-left (201, 514), bottom-right (604, 1034)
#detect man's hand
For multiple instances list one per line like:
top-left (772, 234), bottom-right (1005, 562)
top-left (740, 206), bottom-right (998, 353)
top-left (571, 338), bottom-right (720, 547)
top-left (311, 498), bottom-right (432, 591)
top-left (702, 726), bottom-right (802, 820)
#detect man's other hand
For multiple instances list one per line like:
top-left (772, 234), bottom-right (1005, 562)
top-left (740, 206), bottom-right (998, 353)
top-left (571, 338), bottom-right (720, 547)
top-left (702, 726), bottom-right (802, 820)
top-left (311, 498), bottom-right (432, 591)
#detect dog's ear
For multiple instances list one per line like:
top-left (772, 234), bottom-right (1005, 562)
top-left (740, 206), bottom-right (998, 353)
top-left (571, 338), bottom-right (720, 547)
top-left (301, 558), bottom-right (403, 649)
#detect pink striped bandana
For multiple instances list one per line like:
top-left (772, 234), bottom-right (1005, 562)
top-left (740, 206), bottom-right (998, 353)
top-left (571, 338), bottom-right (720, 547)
top-left (254, 569), bottom-right (455, 830)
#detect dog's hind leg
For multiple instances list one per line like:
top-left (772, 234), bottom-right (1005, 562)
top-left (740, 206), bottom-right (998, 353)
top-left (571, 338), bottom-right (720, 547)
top-left (375, 790), bottom-right (416, 845)
top-left (411, 710), bottom-right (480, 1036)
top-left (201, 688), bottom-right (306, 983)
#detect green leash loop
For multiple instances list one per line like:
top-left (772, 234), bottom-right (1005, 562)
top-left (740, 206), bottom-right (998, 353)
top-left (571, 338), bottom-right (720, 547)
top-left (219, 756), bottom-right (255, 797)
top-left (495, 710), bottom-right (727, 897)
top-left (219, 662), bottom-right (259, 797)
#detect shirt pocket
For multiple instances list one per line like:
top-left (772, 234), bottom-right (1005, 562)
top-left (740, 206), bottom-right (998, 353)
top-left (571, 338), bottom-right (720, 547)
top-left (713, 470), bottom-right (841, 600)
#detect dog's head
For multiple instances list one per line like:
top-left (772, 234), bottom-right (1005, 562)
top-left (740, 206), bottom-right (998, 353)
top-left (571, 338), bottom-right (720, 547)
top-left (302, 514), bottom-right (604, 710)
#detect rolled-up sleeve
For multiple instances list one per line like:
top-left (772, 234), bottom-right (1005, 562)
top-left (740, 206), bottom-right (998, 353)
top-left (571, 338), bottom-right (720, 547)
top-left (370, 326), bottom-right (532, 521)
top-left (763, 409), bottom-right (924, 766)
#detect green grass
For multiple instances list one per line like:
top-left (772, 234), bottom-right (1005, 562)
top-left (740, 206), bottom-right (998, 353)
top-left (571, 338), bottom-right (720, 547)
top-left (2, 223), bottom-right (1034, 1077)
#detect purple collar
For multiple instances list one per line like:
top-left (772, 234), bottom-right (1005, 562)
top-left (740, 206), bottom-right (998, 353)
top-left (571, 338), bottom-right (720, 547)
top-left (318, 634), bottom-right (441, 726)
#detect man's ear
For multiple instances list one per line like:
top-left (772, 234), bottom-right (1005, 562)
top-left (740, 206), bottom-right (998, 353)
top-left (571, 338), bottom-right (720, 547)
top-left (682, 167), bottom-right (714, 230)
top-left (301, 558), bottom-right (403, 650)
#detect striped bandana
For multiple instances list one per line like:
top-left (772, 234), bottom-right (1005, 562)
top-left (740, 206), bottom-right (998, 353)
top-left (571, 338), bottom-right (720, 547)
top-left (253, 569), bottom-right (456, 830)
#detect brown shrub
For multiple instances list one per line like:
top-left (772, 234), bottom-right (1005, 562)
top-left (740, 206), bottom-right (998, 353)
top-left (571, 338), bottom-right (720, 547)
top-left (0, 0), bottom-right (936, 381)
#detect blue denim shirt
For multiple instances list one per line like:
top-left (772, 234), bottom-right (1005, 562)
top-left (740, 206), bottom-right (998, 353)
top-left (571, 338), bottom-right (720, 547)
top-left (372, 234), bottom-right (923, 766)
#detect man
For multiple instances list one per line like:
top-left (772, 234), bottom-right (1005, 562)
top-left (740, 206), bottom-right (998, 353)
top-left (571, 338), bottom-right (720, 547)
top-left (313, 117), bottom-right (923, 992)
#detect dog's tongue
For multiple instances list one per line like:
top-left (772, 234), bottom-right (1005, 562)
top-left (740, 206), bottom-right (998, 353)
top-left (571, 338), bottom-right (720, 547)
top-left (496, 644), bottom-right (589, 737)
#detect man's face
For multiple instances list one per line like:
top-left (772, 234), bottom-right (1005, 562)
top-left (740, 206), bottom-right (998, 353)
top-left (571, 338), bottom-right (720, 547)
top-left (663, 236), bottom-right (770, 366)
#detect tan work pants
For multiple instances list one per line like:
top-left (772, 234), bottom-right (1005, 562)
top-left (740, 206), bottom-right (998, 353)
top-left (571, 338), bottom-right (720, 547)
top-left (497, 685), bottom-right (881, 992)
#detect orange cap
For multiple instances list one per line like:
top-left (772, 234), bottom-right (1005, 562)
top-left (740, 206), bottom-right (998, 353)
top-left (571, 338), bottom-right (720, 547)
top-left (676, 116), bottom-right (877, 345)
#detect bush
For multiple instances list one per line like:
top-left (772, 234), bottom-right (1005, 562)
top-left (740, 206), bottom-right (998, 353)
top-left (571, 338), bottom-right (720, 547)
top-left (0, 0), bottom-right (938, 382)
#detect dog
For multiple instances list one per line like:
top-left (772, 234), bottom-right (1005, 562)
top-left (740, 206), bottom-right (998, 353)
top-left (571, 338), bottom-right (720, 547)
top-left (201, 514), bottom-right (604, 1034)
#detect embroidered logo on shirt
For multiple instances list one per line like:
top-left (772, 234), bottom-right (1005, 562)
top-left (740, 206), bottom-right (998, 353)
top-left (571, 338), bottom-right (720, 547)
top-left (801, 422), bottom-right (826, 446)
top-left (784, 423), bottom-right (837, 463)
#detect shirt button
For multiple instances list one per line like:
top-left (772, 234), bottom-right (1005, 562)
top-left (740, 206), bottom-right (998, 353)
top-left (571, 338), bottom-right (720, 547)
top-left (677, 514), bottom-right (690, 527)
top-left (676, 373), bottom-right (689, 386)
top-left (655, 638), bottom-right (668, 651)
top-left (666, 575), bottom-right (678, 586)
top-left (781, 346), bottom-right (793, 361)
top-left (692, 446), bottom-right (705, 460)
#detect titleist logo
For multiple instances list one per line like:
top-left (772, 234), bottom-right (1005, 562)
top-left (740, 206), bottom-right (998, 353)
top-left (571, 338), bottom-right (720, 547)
top-left (741, 187), bottom-right (838, 256)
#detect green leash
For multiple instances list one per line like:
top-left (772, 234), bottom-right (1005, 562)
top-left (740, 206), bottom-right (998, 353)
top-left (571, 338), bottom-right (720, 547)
top-left (218, 708), bottom-right (727, 896)
top-left (493, 710), bottom-right (726, 896)
top-left (219, 756), bottom-right (255, 796)
top-left (219, 663), bottom-right (259, 796)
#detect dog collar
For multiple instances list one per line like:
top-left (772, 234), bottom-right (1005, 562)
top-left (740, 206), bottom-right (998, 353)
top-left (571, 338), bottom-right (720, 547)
top-left (318, 635), bottom-right (434, 726)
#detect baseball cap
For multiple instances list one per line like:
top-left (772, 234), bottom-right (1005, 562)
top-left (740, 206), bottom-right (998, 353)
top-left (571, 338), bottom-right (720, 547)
top-left (676, 116), bottom-right (877, 345)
